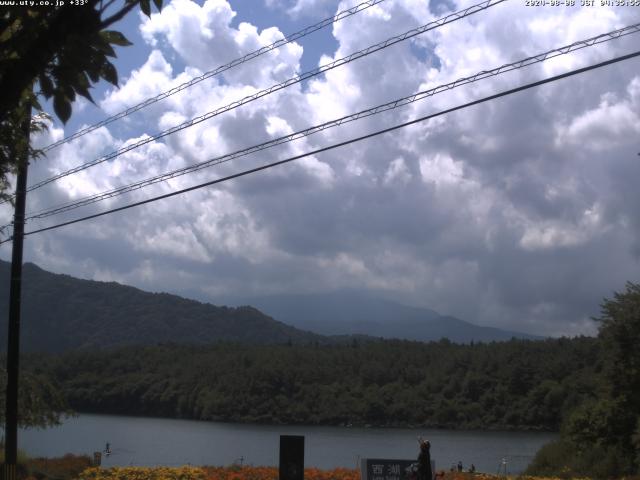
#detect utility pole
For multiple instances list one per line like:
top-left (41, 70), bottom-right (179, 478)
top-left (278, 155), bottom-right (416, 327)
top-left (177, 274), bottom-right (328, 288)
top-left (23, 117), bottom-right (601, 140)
top-left (3, 110), bottom-right (30, 480)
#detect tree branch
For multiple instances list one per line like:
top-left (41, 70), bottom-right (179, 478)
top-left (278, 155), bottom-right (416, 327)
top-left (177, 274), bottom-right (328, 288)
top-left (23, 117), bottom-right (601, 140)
top-left (99, 0), bottom-right (119, 14)
top-left (100, 2), bottom-right (139, 29)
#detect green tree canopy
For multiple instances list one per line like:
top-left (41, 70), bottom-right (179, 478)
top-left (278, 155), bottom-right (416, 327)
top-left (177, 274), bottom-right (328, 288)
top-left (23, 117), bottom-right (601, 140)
top-left (0, 0), bottom-right (163, 427)
top-left (527, 282), bottom-right (640, 478)
top-left (0, 0), bottom-right (163, 201)
top-left (597, 281), bottom-right (640, 404)
top-left (0, 367), bottom-right (70, 428)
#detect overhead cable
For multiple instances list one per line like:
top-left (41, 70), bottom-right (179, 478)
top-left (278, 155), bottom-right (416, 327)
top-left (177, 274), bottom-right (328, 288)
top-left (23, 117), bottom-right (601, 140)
top-left (41, 0), bottom-right (390, 153)
top-left (22, 0), bottom-right (505, 196)
top-left (22, 22), bottom-right (640, 222)
top-left (2, 48), bottom-right (637, 244)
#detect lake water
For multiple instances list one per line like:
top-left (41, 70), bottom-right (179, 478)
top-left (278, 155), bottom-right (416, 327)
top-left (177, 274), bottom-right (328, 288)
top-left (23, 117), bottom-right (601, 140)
top-left (19, 414), bottom-right (556, 474)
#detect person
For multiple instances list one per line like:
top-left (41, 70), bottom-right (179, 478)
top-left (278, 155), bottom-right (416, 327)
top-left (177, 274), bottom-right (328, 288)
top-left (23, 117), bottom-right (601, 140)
top-left (417, 439), bottom-right (432, 480)
top-left (457, 461), bottom-right (463, 472)
top-left (105, 442), bottom-right (111, 455)
top-left (469, 464), bottom-right (476, 474)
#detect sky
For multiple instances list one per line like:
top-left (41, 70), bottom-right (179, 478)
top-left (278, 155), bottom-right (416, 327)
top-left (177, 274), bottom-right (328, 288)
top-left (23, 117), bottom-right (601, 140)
top-left (1, 0), bottom-right (639, 337)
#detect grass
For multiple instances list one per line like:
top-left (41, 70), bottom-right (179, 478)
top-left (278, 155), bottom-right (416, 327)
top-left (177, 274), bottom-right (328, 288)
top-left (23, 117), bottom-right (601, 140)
top-left (0, 448), bottom-right (92, 480)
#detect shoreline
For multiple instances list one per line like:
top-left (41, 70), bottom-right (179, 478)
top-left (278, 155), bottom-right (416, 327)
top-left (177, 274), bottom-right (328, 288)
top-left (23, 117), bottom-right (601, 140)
top-left (20, 413), bottom-right (555, 474)
top-left (63, 410), bottom-right (559, 434)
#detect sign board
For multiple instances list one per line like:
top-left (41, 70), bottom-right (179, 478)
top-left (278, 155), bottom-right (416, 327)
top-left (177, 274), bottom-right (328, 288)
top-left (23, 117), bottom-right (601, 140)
top-left (360, 458), bottom-right (436, 480)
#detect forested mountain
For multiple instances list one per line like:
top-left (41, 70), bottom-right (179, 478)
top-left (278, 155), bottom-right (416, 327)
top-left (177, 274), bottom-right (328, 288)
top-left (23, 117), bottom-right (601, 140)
top-left (222, 291), bottom-right (541, 342)
top-left (0, 261), bottom-right (539, 352)
top-left (23, 336), bottom-right (600, 431)
top-left (0, 261), bottom-right (324, 352)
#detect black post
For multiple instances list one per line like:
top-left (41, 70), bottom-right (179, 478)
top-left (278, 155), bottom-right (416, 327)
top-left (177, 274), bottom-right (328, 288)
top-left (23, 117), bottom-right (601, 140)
top-left (3, 115), bottom-right (30, 480)
top-left (279, 435), bottom-right (304, 480)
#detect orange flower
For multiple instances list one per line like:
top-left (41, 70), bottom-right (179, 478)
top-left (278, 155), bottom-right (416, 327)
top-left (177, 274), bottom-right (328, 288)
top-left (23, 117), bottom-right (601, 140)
top-left (77, 466), bottom-right (598, 480)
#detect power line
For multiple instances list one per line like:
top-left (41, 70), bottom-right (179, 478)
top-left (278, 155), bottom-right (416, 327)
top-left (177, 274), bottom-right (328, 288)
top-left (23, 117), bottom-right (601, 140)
top-left (21, 22), bottom-right (640, 222)
top-left (3, 48), bottom-right (637, 245)
top-left (40, 0), bottom-right (389, 153)
top-left (22, 0), bottom-right (505, 196)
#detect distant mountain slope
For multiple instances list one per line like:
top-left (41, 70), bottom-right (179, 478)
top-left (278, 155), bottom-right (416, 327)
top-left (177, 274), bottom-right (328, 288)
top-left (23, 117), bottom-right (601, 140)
top-left (222, 291), bottom-right (542, 343)
top-left (0, 261), bottom-right (324, 352)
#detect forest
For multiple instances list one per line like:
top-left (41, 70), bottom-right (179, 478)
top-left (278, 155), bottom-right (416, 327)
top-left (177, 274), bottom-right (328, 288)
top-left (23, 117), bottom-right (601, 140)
top-left (22, 336), bottom-right (599, 431)
top-left (6, 282), bottom-right (639, 478)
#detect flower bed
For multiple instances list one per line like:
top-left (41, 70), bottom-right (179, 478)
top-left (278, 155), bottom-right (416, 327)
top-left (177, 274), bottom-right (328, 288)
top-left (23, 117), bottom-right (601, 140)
top-left (79, 466), bottom-right (207, 480)
top-left (78, 466), bottom-right (359, 480)
top-left (76, 466), bottom-right (600, 480)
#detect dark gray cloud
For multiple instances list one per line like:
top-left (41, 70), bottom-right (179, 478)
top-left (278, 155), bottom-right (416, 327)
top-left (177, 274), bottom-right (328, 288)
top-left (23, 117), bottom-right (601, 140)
top-left (1, 0), bottom-right (639, 338)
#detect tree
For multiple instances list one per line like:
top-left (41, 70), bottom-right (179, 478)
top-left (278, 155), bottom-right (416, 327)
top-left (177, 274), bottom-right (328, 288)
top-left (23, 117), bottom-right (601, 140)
top-left (0, 368), bottom-right (70, 428)
top-left (0, 0), bottom-right (164, 200)
top-left (597, 282), bottom-right (640, 406)
top-left (595, 282), bottom-right (640, 474)
top-left (0, 0), bottom-right (164, 467)
top-left (527, 282), bottom-right (640, 478)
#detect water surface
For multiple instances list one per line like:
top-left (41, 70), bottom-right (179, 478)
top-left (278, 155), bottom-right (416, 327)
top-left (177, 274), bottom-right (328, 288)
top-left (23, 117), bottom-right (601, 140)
top-left (19, 414), bottom-right (556, 474)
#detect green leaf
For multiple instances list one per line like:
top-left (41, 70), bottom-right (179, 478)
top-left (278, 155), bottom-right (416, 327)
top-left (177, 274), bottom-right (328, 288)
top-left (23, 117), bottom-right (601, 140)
top-left (101, 61), bottom-right (118, 86)
top-left (152, 0), bottom-right (163, 10)
top-left (101, 30), bottom-right (132, 47)
top-left (38, 74), bottom-right (54, 98)
top-left (85, 57), bottom-right (102, 83)
top-left (140, 0), bottom-right (151, 17)
top-left (53, 94), bottom-right (72, 124)
top-left (30, 96), bottom-right (43, 112)
top-left (61, 81), bottom-right (76, 100)
top-left (94, 37), bottom-right (116, 58)
top-left (74, 73), bottom-right (94, 104)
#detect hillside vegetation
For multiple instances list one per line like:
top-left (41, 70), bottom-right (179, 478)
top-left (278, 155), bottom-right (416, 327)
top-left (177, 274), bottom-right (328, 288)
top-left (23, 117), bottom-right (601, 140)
top-left (0, 261), bottom-right (538, 351)
top-left (0, 262), bottom-right (324, 352)
top-left (24, 337), bottom-right (598, 431)
top-left (525, 282), bottom-right (640, 478)
top-left (3, 260), bottom-right (638, 478)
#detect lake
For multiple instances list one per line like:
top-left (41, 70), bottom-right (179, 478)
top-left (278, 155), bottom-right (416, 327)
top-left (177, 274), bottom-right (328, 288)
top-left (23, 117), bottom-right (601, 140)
top-left (19, 414), bottom-right (556, 474)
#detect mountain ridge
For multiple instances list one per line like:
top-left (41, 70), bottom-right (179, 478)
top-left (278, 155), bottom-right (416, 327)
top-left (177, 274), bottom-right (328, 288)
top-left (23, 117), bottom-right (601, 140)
top-left (221, 290), bottom-right (542, 343)
top-left (0, 260), bottom-right (324, 352)
top-left (0, 260), bottom-right (540, 352)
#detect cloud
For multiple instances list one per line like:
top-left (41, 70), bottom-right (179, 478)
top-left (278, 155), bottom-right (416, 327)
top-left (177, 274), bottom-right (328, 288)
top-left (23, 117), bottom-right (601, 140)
top-left (555, 85), bottom-right (640, 151)
top-left (264, 0), bottom-right (342, 19)
top-left (140, 0), bottom-right (302, 86)
top-left (140, 0), bottom-right (238, 70)
top-left (8, 0), bottom-right (640, 338)
top-left (101, 50), bottom-right (175, 115)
